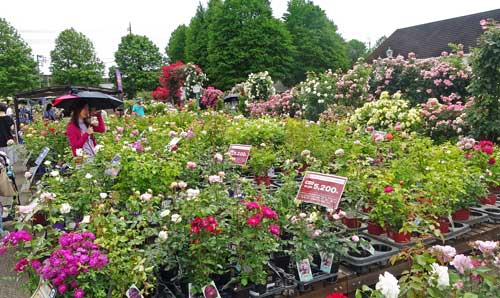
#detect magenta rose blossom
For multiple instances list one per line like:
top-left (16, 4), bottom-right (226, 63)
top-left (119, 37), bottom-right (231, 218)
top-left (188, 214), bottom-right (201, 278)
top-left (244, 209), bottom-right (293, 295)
top-left (261, 206), bottom-right (278, 220)
top-left (269, 224), bottom-right (280, 236)
top-left (74, 288), bottom-right (84, 298)
top-left (245, 201), bottom-right (260, 210)
top-left (247, 215), bottom-right (262, 227)
top-left (384, 186), bottom-right (393, 193)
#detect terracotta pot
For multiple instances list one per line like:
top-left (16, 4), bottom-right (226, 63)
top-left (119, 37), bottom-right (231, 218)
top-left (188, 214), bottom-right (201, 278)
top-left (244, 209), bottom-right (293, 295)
top-left (362, 206), bottom-right (373, 213)
top-left (387, 228), bottom-right (411, 243)
top-left (479, 194), bottom-right (497, 205)
top-left (367, 221), bottom-right (384, 235)
top-left (438, 218), bottom-right (450, 234)
top-left (342, 217), bottom-right (362, 229)
top-left (452, 208), bottom-right (470, 221)
top-left (254, 175), bottom-right (271, 186)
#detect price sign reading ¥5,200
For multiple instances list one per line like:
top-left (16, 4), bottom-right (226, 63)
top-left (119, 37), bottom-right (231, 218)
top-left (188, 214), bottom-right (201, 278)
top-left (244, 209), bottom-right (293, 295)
top-left (296, 172), bottom-right (348, 210)
top-left (229, 144), bottom-right (252, 166)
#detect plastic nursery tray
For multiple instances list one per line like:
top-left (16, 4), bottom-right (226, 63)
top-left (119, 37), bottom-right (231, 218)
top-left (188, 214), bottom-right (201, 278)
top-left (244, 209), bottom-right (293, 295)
top-left (361, 231), bottom-right (436, 249)
top-left (249, 281), bottom-right (298, 297)
top-left (342, 222), bottom-right (368, 232)
top-left (296, 271), bottom-right (339, 292)
top-left (472, 205), bottom-right (500, 222)
top-left (454, 210), bottom-right (489, 227)
top-left (441, 222), bottom-right (471, 241)
top-left (342, 235), bottom-right (400, 268)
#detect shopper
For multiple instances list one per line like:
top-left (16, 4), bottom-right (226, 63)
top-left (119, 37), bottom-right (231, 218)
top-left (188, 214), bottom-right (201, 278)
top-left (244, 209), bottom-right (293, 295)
top-left (132, 99), bottom-right (145, 117)
top-left (43, 103), bottom-right (56, 120)
top-left (0, 103), bottom-right (16, 163)
top-left (66, 101), bottom-right (106, 157)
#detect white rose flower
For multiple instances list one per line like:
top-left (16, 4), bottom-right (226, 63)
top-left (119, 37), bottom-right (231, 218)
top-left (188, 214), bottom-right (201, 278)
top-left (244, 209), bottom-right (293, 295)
top-left (177, 181), bottom-right (187, 189)
top-left (160, 209), bottom-right (171, 218)
top-left (431, 263), bottom-right (449, 289)
top-left (99, 193), bottom-right (108, 199)
top-left (60, 203), bottom-right (72, 214)
top-left (24, 171), bottom-right (32, 179)
top-left (44, 160), bottom-right (51, 166)
top-left (50, 170), bottom-right (59, 177)
top-left (186, 189), bottom-right (200, 200)
top-left (85, 173), bottom-right (93, 179)
top-left (75, 148), bottom-right (84, 157)
top-left (140, 193), bottom-right (153, 202)
top-left (335, 149), bottom-right (345, 156)
top-left (171, 214), bottom-right (182, 223)
top-left (158, 231), bottom-right (168, 241)
top-left (375, 272), bottom-right (400, 298)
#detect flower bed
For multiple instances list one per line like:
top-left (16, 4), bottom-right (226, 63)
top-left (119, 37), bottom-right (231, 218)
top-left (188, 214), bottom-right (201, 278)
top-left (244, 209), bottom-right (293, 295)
top-left (9, 107), bottom-right (499, 297)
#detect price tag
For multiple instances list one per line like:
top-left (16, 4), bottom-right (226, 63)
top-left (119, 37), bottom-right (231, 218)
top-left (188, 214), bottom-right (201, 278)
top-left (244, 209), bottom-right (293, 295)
top-left (228, 144), bottom-right (251, 166)
top-left (296, 171), bottom-right (348, 210)
top-left (35, 147), bottom-right (50, 166)
top-left (167, 137), bottom-right (181, 151)
top-left (126, 284), bottom-right (144, 298)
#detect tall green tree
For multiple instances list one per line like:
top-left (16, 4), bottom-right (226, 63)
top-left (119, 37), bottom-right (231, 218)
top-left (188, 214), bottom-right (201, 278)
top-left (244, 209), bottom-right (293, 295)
top-left (50, 28), bottom-right (104, 85)
top-left (185, 3), bottom-right (208, 69)
top-left (0, 18), bottom-right (38, 96)
top-left (166, 25), bottom-right (187, 63)
top-left (346, 39), bottom-right (367, 65)
top-left (207, 0), bottom-right (294, 90)
top-left (284, 0), bottom-right (348, 85)
top-left (114, 34), bottom-right (163, 98)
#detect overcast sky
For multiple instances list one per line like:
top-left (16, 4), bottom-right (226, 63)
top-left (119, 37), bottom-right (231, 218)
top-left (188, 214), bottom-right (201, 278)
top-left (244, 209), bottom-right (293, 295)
top-left (2, 0), bottom-right (498, 73)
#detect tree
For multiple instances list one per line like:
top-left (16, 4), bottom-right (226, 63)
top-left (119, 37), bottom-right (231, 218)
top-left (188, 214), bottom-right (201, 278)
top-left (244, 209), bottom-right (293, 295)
top-left (166, 25), bottom-right (188, 63)
top-left (465, 20), bottom-right (500, 141)
top-left (284, 0), bottom-right (349, 85)
top-left (50, 28), bottom-right (104, 86)
top-left (114, 34), bottom-right (163, 98)
top-left (346, 39), bottom-right (367, 65)
top-left (0, 18), bottom-right (38, 97)
top-left (185, 3), bottom-right (209, 69)
top-left (367, 35), bottom-right (387, 58)
top-left (207, 0), bottom-right (294, 90)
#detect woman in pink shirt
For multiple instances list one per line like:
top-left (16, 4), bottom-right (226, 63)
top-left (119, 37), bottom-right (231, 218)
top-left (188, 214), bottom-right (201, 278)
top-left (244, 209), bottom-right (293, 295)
top-left (66, 101), bottom-right (106, 157)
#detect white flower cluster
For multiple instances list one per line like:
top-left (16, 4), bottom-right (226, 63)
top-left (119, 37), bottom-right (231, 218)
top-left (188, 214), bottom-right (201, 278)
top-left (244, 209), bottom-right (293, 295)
top-left (350, 91), bottom-right (421, 131)
top-left (243, 71), bottom-right (276, 101)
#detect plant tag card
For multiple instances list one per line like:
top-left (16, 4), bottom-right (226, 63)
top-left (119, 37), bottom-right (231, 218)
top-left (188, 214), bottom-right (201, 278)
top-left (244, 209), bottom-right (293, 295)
top-left (296, 259), bottom-right (313, 282)
top-left (126, 284), bottom-right (144, 298)
top-left (228, 144), bottom-right (251, 166)
top-left (34, 147), bottom-right (50, 166)
top-left (296, 171), bottom-right (348, 210)
top-left (202, 281), bottom-right (221, 298)
top-left (320, 252), bottom-right (335, 273)
top-left (167, 137), bottom-right (181, 151)
top-left (30, 279), bottom-right (56, 298)
top-left (105, 154), bottom-right (121, 177)
top-left (362, 244), bottom-right (375, 256)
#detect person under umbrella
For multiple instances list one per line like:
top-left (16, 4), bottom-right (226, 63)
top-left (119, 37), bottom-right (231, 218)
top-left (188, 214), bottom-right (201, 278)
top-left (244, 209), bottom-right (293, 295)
top-left (43, 103), bottom-right (56, 120)
top-left (66, 101), bottom-right (105, 158)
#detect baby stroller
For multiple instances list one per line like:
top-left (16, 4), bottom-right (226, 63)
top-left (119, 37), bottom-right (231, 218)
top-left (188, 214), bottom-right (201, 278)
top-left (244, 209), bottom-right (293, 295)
top-left (0, 151), bottom-right (19, 233)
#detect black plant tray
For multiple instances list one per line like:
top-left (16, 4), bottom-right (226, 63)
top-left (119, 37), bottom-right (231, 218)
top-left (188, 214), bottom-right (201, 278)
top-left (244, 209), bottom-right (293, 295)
top-left (342, 235), bottom-right (400, 267)
top-left (454, 210), bottom-right (489, 227)
top-left (295, 271), bottom-right (339, 292)
top-left (361, 232), bottom-right (436, 249)
top-left (248, 281), bottom-right (297, 297)
top-left (473, 205), bottom-right (500, 222)
top-left (441, 222), bottom-right (471, 241)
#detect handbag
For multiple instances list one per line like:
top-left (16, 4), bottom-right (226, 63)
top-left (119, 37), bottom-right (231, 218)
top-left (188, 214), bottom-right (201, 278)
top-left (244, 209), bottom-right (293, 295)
top-left (0, 166), bottom-right (16, 197)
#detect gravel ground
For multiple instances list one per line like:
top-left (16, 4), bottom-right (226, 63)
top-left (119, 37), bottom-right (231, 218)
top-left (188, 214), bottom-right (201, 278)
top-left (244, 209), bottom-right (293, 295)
top-left (0, 160), bottom-right (32, 298)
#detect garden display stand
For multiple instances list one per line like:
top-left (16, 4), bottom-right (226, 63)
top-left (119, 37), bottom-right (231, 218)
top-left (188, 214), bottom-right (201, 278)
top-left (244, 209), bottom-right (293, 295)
top-left (441, 222), bottom-right (471, 241)
top-left (293, 223), bottom-right (500, 298)
top-left (296, 271), bottom-right (339, 292)
top-left (342, 235), bottom-right (400, 269)
top-left (454, 210), bottom-right (489, 227)
top-left (361, 232), bottom-right (436, 249)
top-left (472, 205), bottom-right (500, 222)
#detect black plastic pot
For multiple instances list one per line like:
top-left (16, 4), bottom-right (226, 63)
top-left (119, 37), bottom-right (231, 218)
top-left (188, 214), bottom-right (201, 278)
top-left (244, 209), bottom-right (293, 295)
top-left (348, 249), bottom-right (371, 258)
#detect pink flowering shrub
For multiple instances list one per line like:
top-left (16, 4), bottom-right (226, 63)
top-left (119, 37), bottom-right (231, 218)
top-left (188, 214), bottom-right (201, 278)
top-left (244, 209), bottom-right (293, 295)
top-left (0, 230), bottom-right (32, 255)
top-left (200, 86), bottom-right (223, 109)
top-left (247, 91), bottom-right (300, 117)
top-left (36, 232), bottom-right (108, 296)
top-left (334, 61), bottom-right (372, 106)
top-left (369, 47), bottom-right (471, 106)
top-left (420, 97), bottom-right (471, 142)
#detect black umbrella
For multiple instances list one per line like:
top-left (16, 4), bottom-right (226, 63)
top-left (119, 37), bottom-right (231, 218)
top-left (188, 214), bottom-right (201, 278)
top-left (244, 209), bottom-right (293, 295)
top-left (53, 91), bottom-right (123, 110)
top-left (224, 94), bottom-right (239, 103)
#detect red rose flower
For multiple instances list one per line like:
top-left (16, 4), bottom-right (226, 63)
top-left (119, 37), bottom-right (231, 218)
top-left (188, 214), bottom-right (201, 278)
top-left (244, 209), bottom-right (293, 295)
top-left (326, 292), bottom-right (348, 298)
top-left (385, 133), bottom-right (393, 141)
top-left (488, 158), bottom-right (496, 165)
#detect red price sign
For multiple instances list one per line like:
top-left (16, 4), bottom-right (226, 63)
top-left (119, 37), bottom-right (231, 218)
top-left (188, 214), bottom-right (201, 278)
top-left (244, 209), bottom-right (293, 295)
top-left (296, 171), bottom-right (348, 209)
top-left (229, 144), bottom-right (251, 166)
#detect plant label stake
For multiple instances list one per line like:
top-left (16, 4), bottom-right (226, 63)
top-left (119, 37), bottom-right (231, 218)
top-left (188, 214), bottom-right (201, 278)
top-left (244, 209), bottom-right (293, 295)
top-left (228, 144), bottom-right (251, 166)
top-left (30, 279), bottom-right (55, 298)
top-left (126, 284), bottom-right (143, 298)
top-left (297, 258), bottom-right (313, 282)
top-left (296, 171), bottom-right (348, 210)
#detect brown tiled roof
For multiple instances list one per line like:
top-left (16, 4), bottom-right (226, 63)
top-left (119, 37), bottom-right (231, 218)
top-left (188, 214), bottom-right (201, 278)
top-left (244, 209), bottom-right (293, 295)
top-left (367, 9), bottom-right (500, 61)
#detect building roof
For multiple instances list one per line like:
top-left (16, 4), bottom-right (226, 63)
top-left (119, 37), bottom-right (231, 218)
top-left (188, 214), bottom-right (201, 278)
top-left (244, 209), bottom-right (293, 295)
top-left (367, 9), bottom-right (500, 61)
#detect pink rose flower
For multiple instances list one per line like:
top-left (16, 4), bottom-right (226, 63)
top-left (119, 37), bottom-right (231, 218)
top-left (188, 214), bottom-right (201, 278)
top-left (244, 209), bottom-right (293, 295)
top-left (451, 254), bottom-right (473, 274)
top-left (269, 224), bottom-right (280, 236)
top-left (384, 186), bottom-right (393, 193)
